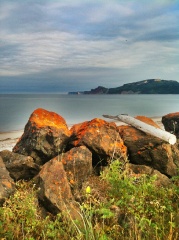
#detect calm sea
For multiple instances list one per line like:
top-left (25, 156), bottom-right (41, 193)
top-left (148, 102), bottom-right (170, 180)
top-left (0, 94), bottom-right (179, 132)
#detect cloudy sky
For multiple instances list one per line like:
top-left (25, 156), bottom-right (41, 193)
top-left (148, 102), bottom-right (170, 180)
top-left (0, 0), bottom-right (179, 93)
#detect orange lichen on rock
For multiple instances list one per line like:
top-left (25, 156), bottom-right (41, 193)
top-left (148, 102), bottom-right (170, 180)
top-left (135, 116), bottom-right (160, 129)
top-left (70, 118), bottom-right (127, 160)
top-left (12, 108), bottom-right (70, 164)
top-left (71, 118), bottom-right (116, 133)
top-left (162, 112), bottom-right (179, 137)
top-left (118, 125), bottom-right (142, 141)
top-left (163, 112), bottom-right (179, 118)
top-left (70, 118), bottom-right (106, 140)
top-left (29, 108), bottom-right (68, 129)
top-left (71, 118), bottom-right (118, 146)
top-left (59, 146), bottom-right (92, 188)
top-left (69, 179), bottom-right (75, 185)
top-left (70, 122), bottom-right (87, 135)
top-left (1, 179), bottom-right (13, 189)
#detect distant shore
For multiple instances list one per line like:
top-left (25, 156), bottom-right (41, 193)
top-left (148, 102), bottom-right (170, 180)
top-left (0, 117), bottom-right (164, 152)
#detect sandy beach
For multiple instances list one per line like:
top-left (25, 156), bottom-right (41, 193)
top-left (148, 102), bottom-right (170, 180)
top-left (0, 117), bottom-right (164, 152)
top-left (0, 130), bottom-right (24, 151)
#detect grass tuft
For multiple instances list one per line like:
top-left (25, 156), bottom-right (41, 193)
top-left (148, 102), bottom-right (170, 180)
top-left (0, 160), bottom-right (179, 239)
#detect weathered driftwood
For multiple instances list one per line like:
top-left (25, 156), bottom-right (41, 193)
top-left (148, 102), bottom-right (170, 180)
top-left (103, 114), bottom-right (176, 145)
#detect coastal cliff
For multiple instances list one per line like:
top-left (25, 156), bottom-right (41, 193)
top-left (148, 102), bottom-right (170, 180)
top-left (69, 79), bottom-right (179, 94)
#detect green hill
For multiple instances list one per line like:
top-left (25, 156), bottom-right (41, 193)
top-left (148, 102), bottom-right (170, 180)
top-left (108, 79), bottom-right (179, 94)
top-left (69, 79), bottom-right (179, 94)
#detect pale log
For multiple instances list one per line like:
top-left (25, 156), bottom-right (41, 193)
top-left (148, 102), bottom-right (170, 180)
top-left (103, 114), bottom-right (176, 145)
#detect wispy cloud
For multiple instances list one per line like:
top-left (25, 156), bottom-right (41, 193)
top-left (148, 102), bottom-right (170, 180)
top-left (0, 0), bottom-right (179, 92)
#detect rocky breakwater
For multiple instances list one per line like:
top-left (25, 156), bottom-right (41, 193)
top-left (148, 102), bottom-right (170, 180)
top-left (0, 108), bottom-right (179, 221)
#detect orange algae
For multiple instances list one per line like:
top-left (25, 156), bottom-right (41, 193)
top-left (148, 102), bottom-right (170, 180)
top-left (118, 125), bottom-right (140, 141)
top-left (71, 119), bottom-right (105, 146)
top-left (71, 118), bottom-right (114, 140)
top-left (71, 118), bottom-right (127, 156)
top-left (2, 180), bottom-right (12, 189)
top-left (29, 108), bottom-right (68, 129)
top-left (135, 116), bottom-right (160, 129)
top-left (70, 179), bottom-right (75, 185)
top-left (70, 122), bottom-right (87, 135)
top-left (164, 112), bottom-right (179, 118)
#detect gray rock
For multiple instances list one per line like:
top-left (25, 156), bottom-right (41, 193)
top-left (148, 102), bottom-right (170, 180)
top-left (0, 156), bottom-right (15, 205)
top-left (58, 146), bottom-right (92, 189)
top-left (13, 108), bottom-right (70, 165)
top-left (118, 125), bottom-right (179, 177)
top-left (35, 158), bottom-right (83, 227)
top-left (36, 158), bottom-right (73, 214)
top-left (126, 163), bottom-right (171, 187)
top-left (69, 118), bottom-right (127, 168)
top-left (0, 150), bottom-right (40, 181)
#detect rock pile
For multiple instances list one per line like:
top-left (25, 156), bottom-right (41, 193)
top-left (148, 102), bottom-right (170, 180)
top-left (1, 108), bottom-right (179, 219)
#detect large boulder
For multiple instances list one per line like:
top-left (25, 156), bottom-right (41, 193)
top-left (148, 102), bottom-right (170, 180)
top-left (35, 158), bottom-right (83, 225)
top-left (0, 150), bottom-right (39, 181)
top-left (58, 146), bottom-right (92, 189)
top-left (0, 156), bottom-right (15, 205)
top-left (118, 125), bottom-right (179, 177)
top-left (69, 118), bottom-right (127, 168)
top-left (13, 108), bottom-right (70, 165)
top-left (36, 158), bottom-right (73, 214)
top-left (126, 163), bottom-right (171, 187)
top-left (162, 112), bottom-right (179, 137)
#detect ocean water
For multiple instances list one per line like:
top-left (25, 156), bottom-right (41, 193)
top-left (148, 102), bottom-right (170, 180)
top-left (0, 94), bottom-right (179, 132)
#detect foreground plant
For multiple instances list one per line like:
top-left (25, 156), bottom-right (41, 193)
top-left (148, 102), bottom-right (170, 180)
top-left (0, 160), bottom-right (179, 239)
top-left (0, 181), bottom-right (78, 239)
top-left (101, 160), bottom-right (179, 239)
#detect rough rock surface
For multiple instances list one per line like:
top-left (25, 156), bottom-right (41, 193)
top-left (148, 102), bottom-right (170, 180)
top-left (0, 150), bottom-right (39, 181)
top-left (0, 156), bottom-right (15, 205)
top-left (35, 158), bottom-right (81, 219)
top-left (69, 118), bottom-right (127, 167)
top-left (58, 146), bottom-right (92, 189)
top-left (126, 163), bottom-right (171, 187)
top-left (13, 108), bottom-right (70, 165)
top-left (162, 112), bottom-right (179, 137)
top-left (118, 125), bottom-right (179, 177)
top-left (135, 116), bottom-right (161, 128)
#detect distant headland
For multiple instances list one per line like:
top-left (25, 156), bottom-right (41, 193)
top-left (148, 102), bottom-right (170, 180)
top-left (68, 79), bottom-right (179, 94)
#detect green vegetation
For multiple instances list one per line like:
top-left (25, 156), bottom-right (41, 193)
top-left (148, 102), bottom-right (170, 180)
top-left (1, 160), bottom-right (179, 239)
top-left (71, 79), bottom-right (179, 94)
top-left (108, 79), bottom-right (179, 94)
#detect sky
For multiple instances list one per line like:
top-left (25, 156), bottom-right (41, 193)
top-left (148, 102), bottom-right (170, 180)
top-left (0, 0), bottom-right (179, 93)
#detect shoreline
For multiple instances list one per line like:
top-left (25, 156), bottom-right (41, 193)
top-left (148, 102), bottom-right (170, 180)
top-left (0, 130), bottom-right (24, 152)
top-left (0, 117), bottom-right (164, 152)
top-left (0, 129), bottom-right (24, 140)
